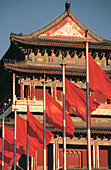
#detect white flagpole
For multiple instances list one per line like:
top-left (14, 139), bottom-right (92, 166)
top-left (14, 101), bottom-right (17, 170)
top-left (42, 74), bottom-right (47, 170)
top-left (2, 109), bottom-right (4, 170)
top-left (27, 86), bottom-right (30, 170)
top-left (61, 53), bottom-right (66, 170)
top-left (86, 30), bottom-right (91, 170)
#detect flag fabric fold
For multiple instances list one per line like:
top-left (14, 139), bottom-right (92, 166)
top-left (16, 115), bottom-right (36, 158)
top-left (27, 105), bottom-right (54, 148)
top-left (0, 125), bottom-right (22, 169)
top-left (16, 107), bottom-right (54, 155)
top-left (0, 138), bottom-right (12, 169)
top-left (4, 125), bottom-right (25, 162)
top-left (65, 78), bottom-right (100, 122)
top-left (0, 107), bottom-right (54, 167)
top-left (46, 91), bottom-right (74, 135)
top-left (4, 125), bottom-right (26, 158)
top-left (89, 53), bottom-right (111, 100)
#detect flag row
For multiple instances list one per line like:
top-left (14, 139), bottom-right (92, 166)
top-left (1, 53), bottom-right (111, 169)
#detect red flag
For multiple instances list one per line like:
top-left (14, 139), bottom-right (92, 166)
top-left (0, 138), bottom-right (12, 169)
top-left (4, 125), bottom-right (24, 163)
top-left (4, 124), bottom-right (34, 162)
top-left (89, 53), bottom-right (111, 100)
top-left (0, 126), bottom-right (22, 168)
top-left (27, 106), bottom-right (54, 148)
top-left (17, 115), bottom-right (40, 157)
top-left (46, 92), bottom-right (74, 135)
top-left (65, 78), bottom-right (100, 122)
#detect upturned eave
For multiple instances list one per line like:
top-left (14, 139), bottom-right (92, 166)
top-left (10, 9), bottom-right (111, 48)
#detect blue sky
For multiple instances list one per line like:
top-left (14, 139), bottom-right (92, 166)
top-left (0, 0), bottom-right (111, 59)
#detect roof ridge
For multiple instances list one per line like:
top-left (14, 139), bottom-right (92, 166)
top-left (10, 8), bottom-right (110, 44)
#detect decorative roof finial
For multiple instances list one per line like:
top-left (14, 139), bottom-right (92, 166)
top-left (65, 1), bottom-right (71, 12)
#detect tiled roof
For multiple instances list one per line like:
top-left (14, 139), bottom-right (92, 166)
top-left (4, 59), bottom-right (111, 77)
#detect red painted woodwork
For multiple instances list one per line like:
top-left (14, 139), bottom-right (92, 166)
top-left (37, 149), bottom-right (48, 169)
top-left (20, 84), bottom-right (24, 100)
top-left (66, 152), bottom-right (80, 168)
top-left (34, 88), bottom-right (49, 100)
top-left (35, 88), bottom-right (43, 100)
top-left (82, 150), bottom-right (87, 168)
top-left (31, 85), bottom-right (35, 99)
top-left (52, 87), bottom-right (56, 99)
top-left (59, 150), bottom-right (63, 168)
top-left (37, 150), bottom-right (43, 166)
top-left (99, 150), bottom-right (108, 169)
top-left (29, 86), bottom-right (31, 98)
top-left (55, 143), bottom-right (59, 170)
top-left (59, 149), bottom-right (82, 168)
top-left (57, 88), bottom-right (62, 101)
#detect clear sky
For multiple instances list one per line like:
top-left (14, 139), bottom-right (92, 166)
top-left (0, 0), bottom-right (111, 59)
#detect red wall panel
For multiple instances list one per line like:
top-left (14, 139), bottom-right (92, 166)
top-left (35, 88), bottom-right (43, 100)
top-left (20, 84), bottom-right (24, 100)
top-left (59, 150), bottom-right (63, 168)
top-left (82, 150), bottom-right (87, 168)
top-left (99, 150), bottom-right (108, 169)
top-left (37, 149), bottom-right (48, 169)
top-left (57, 89), bottom-right (62, 101)
top-left (35, 88), bottom-right (49, 100)
top-left (66, 153), bottom-right (79, 168)
top-left (59, 149), bottom-right (82, 168)
top-left (31, 85), bottom-right (35, 99)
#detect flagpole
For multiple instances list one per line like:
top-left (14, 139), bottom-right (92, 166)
top-left (42, 74), bottom-right (47, 170)
top-left (61, 52), bottom-right (66, 170)
top-left (2, 109), bottom-right (4, 170)
top-left (85, 30), bottom-right (91, 170)
top-left (14, 101), bottom-right (17, 170)
top-left (27, 86), bottom-right (30, 170)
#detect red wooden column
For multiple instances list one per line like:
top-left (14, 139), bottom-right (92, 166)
top-left (31, 85), bottom-right (35, 99)
top-left (20, 84), bottom-right (24, 100)
top-left (51, 87), bottom-right (56, 99)
top-left (99, 149), bottom-right (108, 169)
top-left (82, 150), bottom-right (87, 168)
top-left (13, 73), bottom-right (15, 104)
top-left (29, 85), bottom-right (31, 99)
